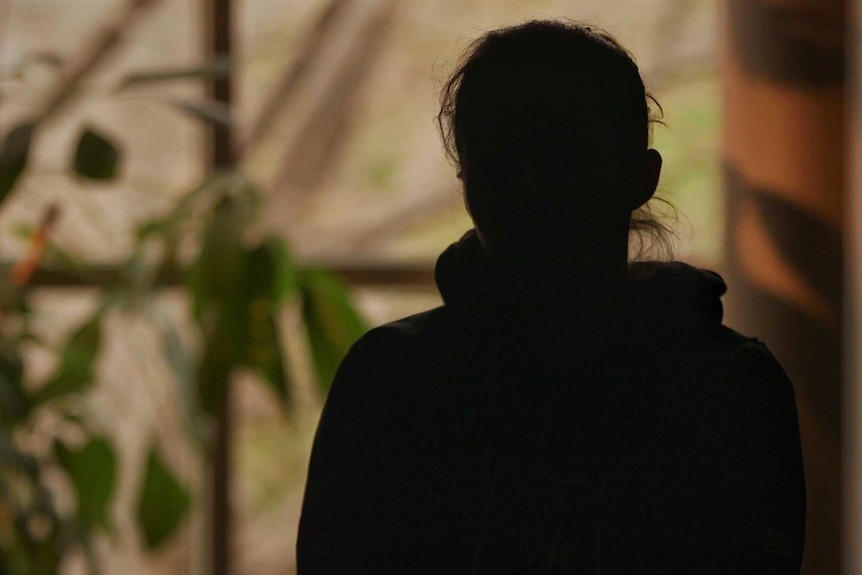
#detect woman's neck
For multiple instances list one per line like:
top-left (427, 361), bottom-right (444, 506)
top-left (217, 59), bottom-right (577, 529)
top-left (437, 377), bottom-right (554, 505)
top-left (481, 238), bottom-right (634, 330)
top-left (478, 231), bottom-right (633, 295)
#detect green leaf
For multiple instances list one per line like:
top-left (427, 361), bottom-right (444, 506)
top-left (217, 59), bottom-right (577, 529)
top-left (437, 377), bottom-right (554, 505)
top-left (11, 221), bottom-right (83, 270)
top-left (265, 238), bottom-right (298, 305)
top-left (134, 175), bottom-right (232, 247)
top-left (188, 198), bottom-right (249, 414)
top-left (0, 348), bottom-right (29, 423)
top-left (0, 280), bottom-right (27, 315)
top-left (245, 238), bottom-right (297, 306)
top-left (299, 270), bottom-right (367, 393)
top-left (10, 221), bottom-right (34, 239)
top-left (43, 241), bottom-right (83, 270)
top-left (135, 218), bottom-right (175, 244)
top-left (240, 242), bottom-right (292, 405)
top-left (136, 446), bottom-right (190, 549)
top-left (187, 197), bottom-right (248, 325)
top-left (34, 314), bottom-right (102, 405)
top-left (54, 437), bottom-right (116, 531)
top-left (249, 314), bottom-right (290, 406)
top-left (0, 427), bottom-right (39, 478)
top-left (116, 59), bottom-right (230, 91)
top-left (73, 127), bottom-right (120, 180)
top-left (0, 122), bottom-right (34, 206)
top-left (195, 317), bottom-right (234, 415)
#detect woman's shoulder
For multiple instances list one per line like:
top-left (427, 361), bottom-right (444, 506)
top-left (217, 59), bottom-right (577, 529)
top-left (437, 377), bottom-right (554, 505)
top-left (332, 305), bottom-right (469, 389)
top-left (348, 304), bottom-right (484, 359)
top-left (693, 325), bottom-right (797, 407)
top-left (713, 325), bottom-right (788, 373)
top-left (633, 322), bottom-right (796, 410)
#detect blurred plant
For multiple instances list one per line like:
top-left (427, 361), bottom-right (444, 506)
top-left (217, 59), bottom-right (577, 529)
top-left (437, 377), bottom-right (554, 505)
top-left (0, 53), bottom-right (366, 574)
top-left (0, 209), bottom-right (115, 574)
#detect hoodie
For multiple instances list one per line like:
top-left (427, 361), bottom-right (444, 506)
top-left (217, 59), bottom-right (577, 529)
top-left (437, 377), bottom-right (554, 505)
top-left (297, 230), bottom-right (806, 575)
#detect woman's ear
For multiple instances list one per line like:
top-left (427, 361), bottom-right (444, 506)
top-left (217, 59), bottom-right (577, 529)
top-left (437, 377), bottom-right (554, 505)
top-left (463, 192), bottom-right (472, 219)
top-left (631, 148), bottom-right (662, 210)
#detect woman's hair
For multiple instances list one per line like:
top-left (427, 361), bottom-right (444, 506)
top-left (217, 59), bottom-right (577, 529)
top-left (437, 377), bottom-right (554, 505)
top-left (437, 20), bottom-right (679, 260)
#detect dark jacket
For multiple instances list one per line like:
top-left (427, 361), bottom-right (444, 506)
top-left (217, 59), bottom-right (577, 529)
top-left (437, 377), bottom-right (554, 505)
top-left (297, 230), bottom-right (806, 575)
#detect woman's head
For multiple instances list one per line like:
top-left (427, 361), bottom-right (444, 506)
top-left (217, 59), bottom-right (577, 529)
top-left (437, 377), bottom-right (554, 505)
top-left (438, 20), bottom-right (675, 259)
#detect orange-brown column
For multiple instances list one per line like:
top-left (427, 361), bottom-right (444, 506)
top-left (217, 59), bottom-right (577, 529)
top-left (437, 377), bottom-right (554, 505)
top-left (844, 1), bottom-right (862, 572)
top-left (722, 1), bottom-right (846, 573)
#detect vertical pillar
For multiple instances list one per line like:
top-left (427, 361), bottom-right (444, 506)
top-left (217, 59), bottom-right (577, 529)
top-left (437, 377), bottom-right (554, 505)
top-left (844, 1), bottom-right (862, 572)
top-left (205, 0), bottom-right (234, 574)
top-left (722, 1), bottom-right (846, 573)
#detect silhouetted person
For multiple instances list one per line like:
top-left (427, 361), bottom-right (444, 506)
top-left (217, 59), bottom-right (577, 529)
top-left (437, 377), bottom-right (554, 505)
top-left (297, 20), bottom-right (805, 574)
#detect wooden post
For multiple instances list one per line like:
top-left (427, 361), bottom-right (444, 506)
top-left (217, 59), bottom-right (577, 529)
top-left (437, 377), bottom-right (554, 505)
top-left (844, 1), bottom-right (862, 572)
top-left (721, 1), bottom-right (846, 573)
top-left (205, 0), bottom-right (234, 573)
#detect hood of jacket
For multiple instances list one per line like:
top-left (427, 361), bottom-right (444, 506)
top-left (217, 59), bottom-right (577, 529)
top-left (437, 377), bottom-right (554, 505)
top-left (434, 229), bottom-right (727, 339)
